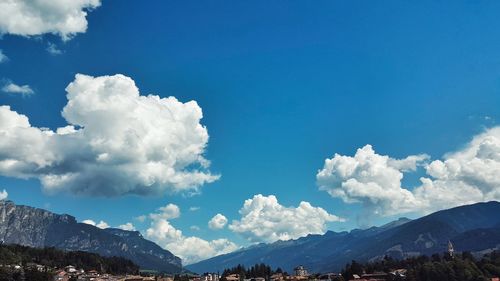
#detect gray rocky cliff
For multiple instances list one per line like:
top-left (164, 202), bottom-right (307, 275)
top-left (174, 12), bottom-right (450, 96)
top-left (0, 200), bottom-right (182, 273)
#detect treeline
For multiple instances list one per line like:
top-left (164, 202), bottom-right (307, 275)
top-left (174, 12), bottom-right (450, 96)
top-left (342, 251), bottom-right (500, 281)
top-left (0, 244), bottom-right (139, 275)
top-left (221, 263), bottom-right (285, 280)
top-left (0, 267), bottom-right (52, 281)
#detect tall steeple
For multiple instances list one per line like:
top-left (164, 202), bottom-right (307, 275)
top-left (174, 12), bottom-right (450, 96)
top-left (448, 240), bottom-right (454, 258)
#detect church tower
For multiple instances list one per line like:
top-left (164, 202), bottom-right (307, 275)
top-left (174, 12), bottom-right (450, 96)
top-left (448, 240), bottom-right (454, 258)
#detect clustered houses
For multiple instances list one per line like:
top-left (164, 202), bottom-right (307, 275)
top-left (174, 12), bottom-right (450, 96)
top-left (186, 272), bottom-right (220, 281)
top-left (10, 262), bottom-right (496, 281)
top-left (220, 274), bottom-right (266, 281)
top-left (217, 265), bottom-right (413, 281)
top-left (52, 265), bottom-right (171, 281)
top-left (220, 265), bottom-right (342, 281)
top-left (201, 273), bottom-right (221, 281)
top-left (1, 262), bottom-right (61, 273)
top-left (346, 269), bottom-right (410, 281)
top-left (347, 268), bottom-right (413, 281)
top-left (269, 265), bottom-right (322, 281)
top-left (1, 261), bottom-right (172, 281)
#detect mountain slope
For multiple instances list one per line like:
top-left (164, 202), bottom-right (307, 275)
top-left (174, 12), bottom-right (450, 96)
top-left (0, 200), bottom-right (182, 273)
top-left (187, 217), bottom-right (411, 273)
top-left (187, 201), bottom-right (500, 273)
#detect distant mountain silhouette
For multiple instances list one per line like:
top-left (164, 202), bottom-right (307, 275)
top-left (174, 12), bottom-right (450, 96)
top-left (0, 200), bottom-right (182, 273)
top-left (187, 201), bottom-right (500, 273)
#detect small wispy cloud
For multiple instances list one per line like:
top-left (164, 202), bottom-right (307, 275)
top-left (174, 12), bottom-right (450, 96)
top-left (0, 50), bottom-right (8, 63)
top-left (189, 206), bottom-right (200, 211)
top-left (484, 115), bottom-right (495, 123)
top-left (0, 189), bottom-right (8, 201)
top-left (46, 42), bottom-right (63, 55)
top-left (2, 81), bottom-right (34, 96)
top-left (134, 215), bottom-right (146, 222)
top-left (118, 222), bottom-right (136, 231)
top-left (82, 219), bottom-right (109, 229)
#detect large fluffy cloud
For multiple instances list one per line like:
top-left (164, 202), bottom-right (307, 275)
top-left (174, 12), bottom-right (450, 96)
top-left (229, 194), bottom-right (344, 243)
top-left (317, 127), bottom-right (500, 217)
top-left (414, 126), bottom-right (500, 209)
top-left (316, 145), bottom-right (428, 216)
top-left (145, 204), bottom-right (238, 265)
top-left (0, 0), bottom-right (101, 40)
top-left (0, 74), bottom-right (219, 197)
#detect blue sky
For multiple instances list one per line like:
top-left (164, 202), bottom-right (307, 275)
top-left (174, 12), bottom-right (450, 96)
top-left (1, 1), bottom-right (500, 264)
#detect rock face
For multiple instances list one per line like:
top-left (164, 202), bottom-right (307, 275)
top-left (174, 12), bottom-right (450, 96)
top-left (0, 200), bottom-right (182, 273)
top-left (187, 201), bottom-right (500, 273)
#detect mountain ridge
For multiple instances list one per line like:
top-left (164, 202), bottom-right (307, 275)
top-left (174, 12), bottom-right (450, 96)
top-left (187, 201), bottom-right (500, 274)
top-left (0, 200), bottom-right (182, 273)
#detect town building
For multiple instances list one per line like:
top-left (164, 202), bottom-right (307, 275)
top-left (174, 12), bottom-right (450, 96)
top-left (270, 273), bottom-right (284, 281)
top-left (225, 274), bottom-right (240, 281)
top-left (293, 266), bottom-right (307, 277)
top-left (349, 272), bottom-right (388, 281)
top-left (202, 272), bottom-right (220, 281)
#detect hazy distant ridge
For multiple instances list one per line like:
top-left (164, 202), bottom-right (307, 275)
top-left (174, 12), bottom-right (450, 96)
top-left (187, 201), bottom-right (500, 273)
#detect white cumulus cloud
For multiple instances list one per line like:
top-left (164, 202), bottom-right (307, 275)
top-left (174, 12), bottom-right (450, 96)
top-left (229, 194), bottom-right (344, 243)
top-left (145, 204), bottom-right (238, 265)
top-left (2, 82), bottom-right (34, 96)
top-left (208, 213), bottom-right (228, 230)
top-left (0, 189), bottom-right (8, 200)
top-left (118, 222), bottom-right (136, 231)
top-left (316, 145), bottom-right (428, 216)
top-left (0, 74), bottom-right (219, 197)
top-left (82, 219), bottom-right (109, 229)
top-left (414, 126), bottom-right (500, 210)
top-left (0, 0), bottom-right (101, 40)
top-left (317, 126), bottom-right (500, 219)
top-left (150, 203), bottom-right (181, 220)
top-left (96, 220), bottom-right (110, 229)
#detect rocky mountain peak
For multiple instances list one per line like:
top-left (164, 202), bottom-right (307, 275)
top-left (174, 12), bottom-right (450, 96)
top-left (0, 200), bottom-right (182, 273)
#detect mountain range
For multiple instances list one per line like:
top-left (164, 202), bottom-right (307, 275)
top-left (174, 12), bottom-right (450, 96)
top-left (1, 199), bottom-right (499, 275)
top-left (187, 201), bottom-right (500, 273)
top-left (0, 200), bottom-right (182, 273)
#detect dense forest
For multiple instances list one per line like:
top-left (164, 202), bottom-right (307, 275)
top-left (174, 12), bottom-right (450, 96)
top-left (220, 263), bottom-right (284, 280)
top-left (342, 251), bottom-right (500, 281)
top-left (0, 244), bottom-right (139, 280)
top-left (218, 251), bottom-right (500, 281)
